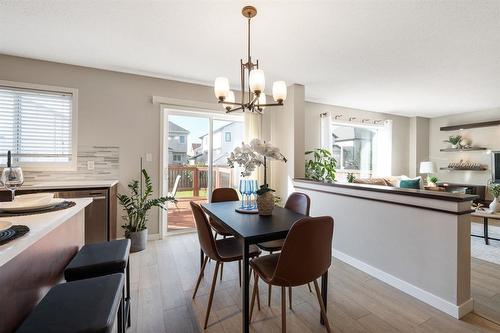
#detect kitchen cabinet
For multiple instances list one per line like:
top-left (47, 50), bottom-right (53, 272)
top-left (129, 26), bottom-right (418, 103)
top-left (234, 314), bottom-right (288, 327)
top-left (0, 182), bottom-right (117, 244)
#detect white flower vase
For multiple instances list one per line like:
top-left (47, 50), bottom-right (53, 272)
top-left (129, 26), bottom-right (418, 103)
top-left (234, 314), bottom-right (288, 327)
top-left (489, 198), bottom-right (499, 213)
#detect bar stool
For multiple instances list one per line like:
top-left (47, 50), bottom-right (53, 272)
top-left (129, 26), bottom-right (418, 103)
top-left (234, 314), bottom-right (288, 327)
top-left (16, 273), bottom-right (125, 333)
top-left (64, 239), bottom-right (131, 328)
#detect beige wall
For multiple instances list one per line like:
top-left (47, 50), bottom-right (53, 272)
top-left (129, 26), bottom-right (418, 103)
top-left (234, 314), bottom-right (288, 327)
top-left (429, 109), bottom-right (500, 186)
top-left (0, 54), bottom-right (218, 236)
top-left (409, 116), bottom-right (430, 178)
top-left (304, 102), bottom-right (411, 176)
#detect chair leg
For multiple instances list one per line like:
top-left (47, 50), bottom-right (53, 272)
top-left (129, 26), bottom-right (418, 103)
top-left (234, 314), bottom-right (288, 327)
top-left (250, 272), bottom-right (260, 322)
top-left (268, 283), bottom-right (272, 307)
top-left (288, 287), bottom-right (292, 310)
top-left (307, 282), bottom-right (312, 293)
top-left (313, 280), bottom-right (331, 333)
top-left (204, 261), bottom-right (221, 329)
top-left (281, 286), bottom-right (286, 333)
top-left (239, 260), bottom-right (242, 287)
top-left (220, 262), bottom-right (224, 281)
top-left (192, 256), bottom-right (208, 299)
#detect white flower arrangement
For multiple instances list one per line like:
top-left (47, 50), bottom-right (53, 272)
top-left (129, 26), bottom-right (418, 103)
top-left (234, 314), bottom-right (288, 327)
top-left (227, 138), bottom-right (287, 177)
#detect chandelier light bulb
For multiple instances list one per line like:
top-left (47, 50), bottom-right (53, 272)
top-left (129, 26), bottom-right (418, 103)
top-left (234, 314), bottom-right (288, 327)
top-left (257, 93), bottom-right (266, 111)
top-left (223, 91), bottom-right (235, 111)
top-left (249, 69), bottom-right (265, 94)
top-left (214, 77), bottom-right (230, 100)
top-left (272, 81), bottom-right (287, 103)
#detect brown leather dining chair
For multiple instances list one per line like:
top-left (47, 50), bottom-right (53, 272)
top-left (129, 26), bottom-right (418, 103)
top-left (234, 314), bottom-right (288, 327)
top-left (190, 201), bottom-right (261, 329)
top-left (209, 187), bottom-right (240, 281)
top-left (250, 216), bottom-right (334, 333)
top-left (257, 192), bottom-right (312, 307)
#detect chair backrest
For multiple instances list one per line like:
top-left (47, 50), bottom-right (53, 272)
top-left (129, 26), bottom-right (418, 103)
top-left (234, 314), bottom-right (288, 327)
top-left (171, 175), bottom-right (181, 196)
top-left (211, 187), bottom-right (239, 203)
top-left (284, 192), bottom-right (311, 216)
top-left (190, 201), bottom-right (219, 261)
top-left (272, 216), bottom-right (334, 286)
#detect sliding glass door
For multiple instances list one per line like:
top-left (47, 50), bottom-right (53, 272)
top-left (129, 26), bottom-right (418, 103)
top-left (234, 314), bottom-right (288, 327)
top-left (161, 108), bottom-right (244, 234)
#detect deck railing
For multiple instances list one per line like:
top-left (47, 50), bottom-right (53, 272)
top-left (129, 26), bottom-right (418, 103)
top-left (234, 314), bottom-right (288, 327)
top-left (167, 165), bottom-right (234, 197)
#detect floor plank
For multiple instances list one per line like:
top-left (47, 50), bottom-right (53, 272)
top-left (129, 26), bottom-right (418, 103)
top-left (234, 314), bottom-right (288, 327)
top-left (126, 233), bottom-right (500, 332)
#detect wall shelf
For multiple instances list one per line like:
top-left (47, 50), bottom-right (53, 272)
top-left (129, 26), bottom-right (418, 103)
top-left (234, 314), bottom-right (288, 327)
top-left (440, 147), bottom-right (487, 152)
top-left (440, 120), bottom-right (500, 131)
top-left (439, 167), bottom-right (488, 171)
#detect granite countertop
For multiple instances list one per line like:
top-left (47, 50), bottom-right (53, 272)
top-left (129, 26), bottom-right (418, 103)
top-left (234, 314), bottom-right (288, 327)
top-left (16, 180), bottom-right (119, 190)
top-left (0, 198), bottom-right (92, 267)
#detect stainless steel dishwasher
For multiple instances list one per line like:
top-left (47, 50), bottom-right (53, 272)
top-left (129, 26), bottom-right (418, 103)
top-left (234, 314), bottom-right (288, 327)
top-left (55, 189), bottom-right (108, 244)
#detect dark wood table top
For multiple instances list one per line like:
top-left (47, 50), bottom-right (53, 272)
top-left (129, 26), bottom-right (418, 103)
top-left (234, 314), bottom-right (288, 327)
top-left (201, 201), bottom-right (306, 243)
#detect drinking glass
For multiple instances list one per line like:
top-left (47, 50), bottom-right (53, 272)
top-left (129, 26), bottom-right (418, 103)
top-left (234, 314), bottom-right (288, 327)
top-left (246, 180), bottom-right (255, 209)
top-left (1, 166), bottom-right (24, 201)
top-left (239, 179), bottom-right (247, 208)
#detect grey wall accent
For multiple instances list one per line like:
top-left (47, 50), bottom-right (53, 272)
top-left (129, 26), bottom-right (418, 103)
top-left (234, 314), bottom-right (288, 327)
top-left (23, 146), bottom-right (119, 183)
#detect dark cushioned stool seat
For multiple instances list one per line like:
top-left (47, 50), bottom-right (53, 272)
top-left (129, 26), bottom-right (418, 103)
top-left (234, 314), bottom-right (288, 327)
top-left (16, 274), bottom-right (124, 333)
top-left (64, 239), bottom-right (130, 281)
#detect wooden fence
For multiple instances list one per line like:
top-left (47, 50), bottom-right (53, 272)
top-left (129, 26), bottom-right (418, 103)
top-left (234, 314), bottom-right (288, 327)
top-left (167, 165), bottom-right (234, 197)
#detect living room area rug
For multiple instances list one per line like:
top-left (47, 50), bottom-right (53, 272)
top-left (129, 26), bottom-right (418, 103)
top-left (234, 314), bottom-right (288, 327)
top-left (471, 222), bottom-right (500, 265)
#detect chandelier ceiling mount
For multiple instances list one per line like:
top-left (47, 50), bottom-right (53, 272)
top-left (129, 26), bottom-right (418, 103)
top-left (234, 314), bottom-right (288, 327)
top-left (214, 6), bottom-right (287, 114)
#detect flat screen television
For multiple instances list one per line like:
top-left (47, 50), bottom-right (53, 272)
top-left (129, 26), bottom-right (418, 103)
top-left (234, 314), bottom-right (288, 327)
top-left (493, 151), bottom-right (500, 183)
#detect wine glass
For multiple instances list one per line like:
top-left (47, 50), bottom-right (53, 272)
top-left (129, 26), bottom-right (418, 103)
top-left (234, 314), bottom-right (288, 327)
top-left (1, 166), bottom-right (24, 201)
top-left (246, 180), bottom-right (255, 209)
top-left (251, 180), bottom-right (258, 209)
top-left (239, 179), bottom-right (247, 208)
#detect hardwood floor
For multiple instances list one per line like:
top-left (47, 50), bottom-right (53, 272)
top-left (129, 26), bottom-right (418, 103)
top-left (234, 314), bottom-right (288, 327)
top-left (128, 233), bottom-right (500, 333)
top-left (472, 257), bottom-right (500, 325)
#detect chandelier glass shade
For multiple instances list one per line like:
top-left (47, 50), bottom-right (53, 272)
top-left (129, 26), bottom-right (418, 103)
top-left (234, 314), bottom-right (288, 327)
top-left (213, 6), bottom-right (287, 114)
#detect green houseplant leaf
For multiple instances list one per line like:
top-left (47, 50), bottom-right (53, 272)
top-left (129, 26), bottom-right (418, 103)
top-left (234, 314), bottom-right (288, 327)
top-left (118, 168), bottom-right (175, 235)
top-left (305, 149), bottom-right (337, 182)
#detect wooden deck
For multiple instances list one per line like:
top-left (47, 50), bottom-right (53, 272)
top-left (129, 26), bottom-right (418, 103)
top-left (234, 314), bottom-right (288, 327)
top-left (167, 197), bottom-right (207, 231)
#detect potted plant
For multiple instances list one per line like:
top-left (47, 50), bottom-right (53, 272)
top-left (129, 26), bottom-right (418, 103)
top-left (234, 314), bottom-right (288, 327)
top-left (227, 139), bottom-right (287, 215)
top-left (346, 172), bottom-right (356, 183)
top-left (444, 135), bottom-right (462, 149)
top-left (117, 168), bottom-right (173, 252)
top-left (487, 181), bottom-right (500, 213)
top-left (305, 148), bottom-right (337, 182)
top-left (428, 176), bottom-right (439, 187)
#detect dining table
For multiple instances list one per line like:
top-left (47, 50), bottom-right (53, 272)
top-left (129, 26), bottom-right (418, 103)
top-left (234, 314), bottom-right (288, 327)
top-left (201, 200), bottom-right (329, 333)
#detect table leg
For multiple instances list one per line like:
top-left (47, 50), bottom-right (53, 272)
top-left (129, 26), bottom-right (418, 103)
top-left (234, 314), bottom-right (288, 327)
top-left (320, 271), bottom-right (328, 325)
top-left (241, 239), bottom-right (250, 333)
top-left (484, 217), bottom-right (489, 245)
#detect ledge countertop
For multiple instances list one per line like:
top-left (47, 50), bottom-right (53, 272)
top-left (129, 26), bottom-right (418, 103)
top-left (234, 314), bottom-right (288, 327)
top-left (293, 178), bottom-right (478, 202)
top-left (12, 180), bottom-right (119, 191)
top-left (0, 198), bottom-right (92, 267)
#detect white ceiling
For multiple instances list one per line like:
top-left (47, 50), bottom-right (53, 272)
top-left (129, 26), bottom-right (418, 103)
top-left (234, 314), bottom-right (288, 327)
top-left (1, 0), bottom-right (499, 118)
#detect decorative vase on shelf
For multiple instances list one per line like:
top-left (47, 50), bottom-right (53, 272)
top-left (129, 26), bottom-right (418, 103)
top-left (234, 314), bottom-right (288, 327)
top-left (257, 191), bottom-right (274, 216)
top-left (489, 198), bottom-right (499, 213)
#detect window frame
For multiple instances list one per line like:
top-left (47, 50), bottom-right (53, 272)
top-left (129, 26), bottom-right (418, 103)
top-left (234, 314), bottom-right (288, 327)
top-left (0, 80), bottom-right (78, 171)
top-left (331, 121), bottom-right (380, 173)
top-left (225, 131), bottom-right (231, 142)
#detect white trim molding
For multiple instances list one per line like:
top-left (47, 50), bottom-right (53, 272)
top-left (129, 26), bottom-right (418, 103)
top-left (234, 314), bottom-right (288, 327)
top-left (333, 249), bottom-right (473, 319)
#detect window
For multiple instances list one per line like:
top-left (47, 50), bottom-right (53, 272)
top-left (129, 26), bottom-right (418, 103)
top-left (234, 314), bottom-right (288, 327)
top-left (225, 132), bottom-right (231, 142)
top-left (331, 123), bottom-right (378, 178)
top-left (179, 135), bottom-right (185, 144)
top-left (0, 82), bottom-right (77, 170)
top-left (173, 154), bottom-right (182, 162)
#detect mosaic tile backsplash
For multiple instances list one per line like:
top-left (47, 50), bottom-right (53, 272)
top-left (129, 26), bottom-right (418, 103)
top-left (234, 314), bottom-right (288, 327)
top-left (23, 146), bottom-right (119, 183)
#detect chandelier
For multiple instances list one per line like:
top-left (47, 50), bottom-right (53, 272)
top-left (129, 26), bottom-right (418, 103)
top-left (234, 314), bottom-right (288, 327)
top-left (214, 6), bottom-right (287, 114)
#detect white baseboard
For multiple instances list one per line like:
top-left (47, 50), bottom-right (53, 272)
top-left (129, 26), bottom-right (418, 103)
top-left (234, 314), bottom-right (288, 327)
top-left (147, 233), bottom-right (162, 241)
top-left (333, 249), bottom-right (473, 319)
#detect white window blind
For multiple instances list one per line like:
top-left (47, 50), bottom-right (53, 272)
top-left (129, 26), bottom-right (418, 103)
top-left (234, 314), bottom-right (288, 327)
top-left (0, 86), bottom-right (74, 166)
